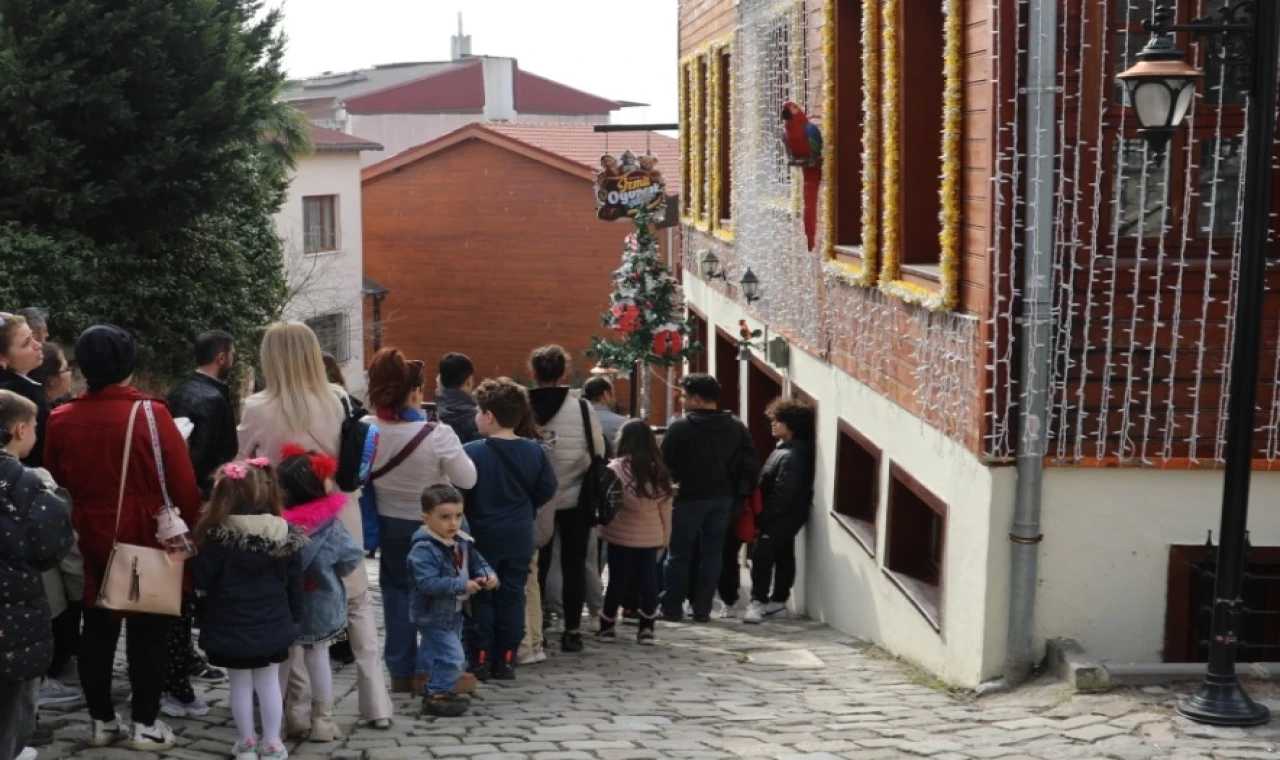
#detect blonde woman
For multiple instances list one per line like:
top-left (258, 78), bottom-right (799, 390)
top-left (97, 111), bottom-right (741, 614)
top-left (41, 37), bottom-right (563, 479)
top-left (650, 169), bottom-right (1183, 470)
top-left (237, 322), bottom-right (394, 736)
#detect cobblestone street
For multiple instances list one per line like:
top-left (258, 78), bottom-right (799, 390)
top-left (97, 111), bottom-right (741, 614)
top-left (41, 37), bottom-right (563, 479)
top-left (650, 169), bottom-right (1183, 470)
top-left (34, 562), bottom-right (1280, 760)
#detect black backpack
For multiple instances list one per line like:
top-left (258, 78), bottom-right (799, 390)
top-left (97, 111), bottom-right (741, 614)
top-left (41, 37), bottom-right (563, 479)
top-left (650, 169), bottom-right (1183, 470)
top-left (336, 394), bottom-right (378, 493)
top-left (575, 400), bottom-right (622, 526)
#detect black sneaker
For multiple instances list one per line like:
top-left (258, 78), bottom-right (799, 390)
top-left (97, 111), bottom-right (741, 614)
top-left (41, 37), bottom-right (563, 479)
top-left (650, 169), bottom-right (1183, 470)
top-left (471, 663), bottom-right (491, 682)
top-left (637, 616), bottom-right (656, 645)
top-left (596, 617), bottom-right (617, 641)
top-left (692, 613), bottom-right (711, 623)
top-left (490, 649), bottom-right (516, 680)
top-left (659, 608), bottom-right (684, 622)
top-left (561, 631), bottom-right (584, 653)
top-left (423, 693), bottom-right (469, 717)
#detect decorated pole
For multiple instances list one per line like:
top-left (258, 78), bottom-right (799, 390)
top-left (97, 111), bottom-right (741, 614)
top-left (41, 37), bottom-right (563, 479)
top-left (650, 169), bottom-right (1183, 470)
top-left (588, 149), bottom-right (701, 420)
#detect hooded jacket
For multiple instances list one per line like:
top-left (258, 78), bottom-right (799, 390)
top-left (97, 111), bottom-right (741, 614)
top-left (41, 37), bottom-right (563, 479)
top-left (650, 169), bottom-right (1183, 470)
top-left (407, 527), bottom-right (493, 628)
top-left (660, 410), bottom-right (759, 502)
top-left (281, 492), bottom-right (365, 643)
top-left (757, 439), bottom-right (816, 535)
top-left (0, 452), bottom-right (74, 681)
top-left (528, 388), bottom-right (605, 548)
top-left (168, 372), bottom-right (238, 496)
top-left (192, 514), bottom-right (308, 659)
top-left (434, 388), bottom-right (481, 444)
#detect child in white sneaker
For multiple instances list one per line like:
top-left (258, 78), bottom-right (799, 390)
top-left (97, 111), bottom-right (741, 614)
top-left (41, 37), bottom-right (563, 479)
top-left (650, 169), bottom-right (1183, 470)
top-left (0, 390), bottom-right (74, 760)
top-left (192, 459), bottom-right (307, 760)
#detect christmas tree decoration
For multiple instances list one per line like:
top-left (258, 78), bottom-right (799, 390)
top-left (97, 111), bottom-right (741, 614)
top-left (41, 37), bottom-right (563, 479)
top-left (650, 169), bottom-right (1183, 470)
top-left (590, 210), bottom-right (703, 416)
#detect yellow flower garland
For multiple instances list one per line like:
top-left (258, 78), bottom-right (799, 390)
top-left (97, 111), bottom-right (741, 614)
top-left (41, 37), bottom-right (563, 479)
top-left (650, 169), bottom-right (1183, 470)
top-left (878, 0), bottom-right (963, 310)
top-left (679, 61), bottom-right (692, 226)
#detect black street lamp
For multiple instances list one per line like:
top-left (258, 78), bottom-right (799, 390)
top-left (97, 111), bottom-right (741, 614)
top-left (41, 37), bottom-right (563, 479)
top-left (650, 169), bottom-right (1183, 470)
top-left (1117, 0), bottom-right (1278, 727)
top-left (740, 268), bottom-right (761, 304)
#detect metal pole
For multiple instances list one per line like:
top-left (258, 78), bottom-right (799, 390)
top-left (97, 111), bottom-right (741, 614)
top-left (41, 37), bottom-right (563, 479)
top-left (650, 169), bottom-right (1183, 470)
top-left (1004, 0), bottom-right (1056, 686)
top-left (1176, 0), bottom-right (1279, 727)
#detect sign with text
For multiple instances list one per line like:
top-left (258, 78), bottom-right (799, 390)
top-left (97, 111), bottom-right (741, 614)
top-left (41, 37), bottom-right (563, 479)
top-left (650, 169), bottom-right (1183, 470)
top-left (595, 150), bottom-right (668, 222)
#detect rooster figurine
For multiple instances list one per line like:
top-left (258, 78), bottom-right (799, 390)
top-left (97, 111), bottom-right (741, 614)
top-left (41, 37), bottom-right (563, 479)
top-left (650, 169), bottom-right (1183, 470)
top-left (780, 101), bottom-right (823, 251)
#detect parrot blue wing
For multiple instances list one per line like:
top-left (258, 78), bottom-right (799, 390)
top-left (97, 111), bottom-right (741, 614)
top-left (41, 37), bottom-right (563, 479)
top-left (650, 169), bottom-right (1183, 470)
top-left (806, 122), bottom-right (824, 160)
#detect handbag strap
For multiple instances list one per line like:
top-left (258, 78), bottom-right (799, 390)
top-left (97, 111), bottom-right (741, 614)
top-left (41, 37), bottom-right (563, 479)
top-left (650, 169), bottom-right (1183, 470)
top-left (113, 401), bottom-right (143, 540)
top-left (371, 422), bottom-right (435, 481)
top-left (141, 400), bottom-right (175, 508)
top-left (486, 439), bottom-right (537, 498)
top-left (578, 399), bottom-right (598, 459)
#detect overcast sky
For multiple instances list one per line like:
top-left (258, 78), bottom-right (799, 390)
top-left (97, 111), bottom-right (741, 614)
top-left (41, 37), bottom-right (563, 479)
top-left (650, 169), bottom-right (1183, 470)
top-left (272, 0), bottom-right (679, 125)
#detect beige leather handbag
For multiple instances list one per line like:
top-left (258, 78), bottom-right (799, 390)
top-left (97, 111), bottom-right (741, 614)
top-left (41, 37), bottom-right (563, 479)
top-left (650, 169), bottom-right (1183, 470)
top-left (97, 400), bottom-right (183, 616)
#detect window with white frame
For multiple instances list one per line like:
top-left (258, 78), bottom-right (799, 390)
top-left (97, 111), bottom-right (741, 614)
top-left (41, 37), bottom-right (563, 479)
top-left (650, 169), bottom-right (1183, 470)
top-left (303, 195), bottom-right (338, 253)
top-left (306, 312), bottom-right (349, 363)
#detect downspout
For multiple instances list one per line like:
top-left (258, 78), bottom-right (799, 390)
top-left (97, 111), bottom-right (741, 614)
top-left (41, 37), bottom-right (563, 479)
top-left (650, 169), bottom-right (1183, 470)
top-left (1003, 0), bottom-right (1057, 687)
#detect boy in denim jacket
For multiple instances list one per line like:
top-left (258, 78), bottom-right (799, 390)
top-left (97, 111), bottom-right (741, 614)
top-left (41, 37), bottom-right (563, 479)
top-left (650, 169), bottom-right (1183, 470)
top-left (409, 484), bottom-right (496, 717)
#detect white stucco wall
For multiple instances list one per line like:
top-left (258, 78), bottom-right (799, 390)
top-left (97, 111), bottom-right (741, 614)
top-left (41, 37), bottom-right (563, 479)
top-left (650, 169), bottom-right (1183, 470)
top-left (684, 277), bottom-right (1005, 687)
top-left (1035, 467), bottom-right (1280, 664)
top-left (274, 151), bottom-right (367, 398)
top-left (349, 111), bottom-right (612, 166)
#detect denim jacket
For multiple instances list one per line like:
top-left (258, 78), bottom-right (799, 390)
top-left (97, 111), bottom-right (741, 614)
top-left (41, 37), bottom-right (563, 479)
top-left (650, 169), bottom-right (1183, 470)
top-left (282, 492), bottom-right (365, 643)
top-left (407, 527), bottom-right (492, 629)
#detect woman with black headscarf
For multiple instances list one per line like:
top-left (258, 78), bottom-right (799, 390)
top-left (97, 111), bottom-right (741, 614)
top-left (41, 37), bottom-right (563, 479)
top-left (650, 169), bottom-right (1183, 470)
top-left (44, 325), bottom-right (203, 752)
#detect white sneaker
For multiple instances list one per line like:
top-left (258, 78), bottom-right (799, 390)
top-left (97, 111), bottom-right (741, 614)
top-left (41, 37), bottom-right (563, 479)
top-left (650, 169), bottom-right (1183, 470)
top-left (232, 737), bottom-right (258, 760)
top-left (88, 715), bottom-right (131, 747)
top-left (131, 720), bottom-right (176, 751)
top-left (765, 601), bottom-right (789, 618)
top-left (161, 694), bottom-right (211, 717)
top-left (16, 747), bottom-right (37, 760)
top-left (258, 741), bottom-right (289, 760)
top-left (743, 600), bottom-right (766, 624)
top-left (37, 678), bottom-right (83, 708)
top-left (718, 604), bottom-right (739, 619)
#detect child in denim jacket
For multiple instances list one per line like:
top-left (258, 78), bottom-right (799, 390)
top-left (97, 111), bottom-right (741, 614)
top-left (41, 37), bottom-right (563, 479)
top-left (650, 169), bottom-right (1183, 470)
top-left (409, 484), bottom-right (496, 717)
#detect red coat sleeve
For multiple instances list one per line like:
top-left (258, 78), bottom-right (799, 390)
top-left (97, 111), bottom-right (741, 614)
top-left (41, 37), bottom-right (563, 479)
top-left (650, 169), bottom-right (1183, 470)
top-left (152, 401), bottom-right (203, 527)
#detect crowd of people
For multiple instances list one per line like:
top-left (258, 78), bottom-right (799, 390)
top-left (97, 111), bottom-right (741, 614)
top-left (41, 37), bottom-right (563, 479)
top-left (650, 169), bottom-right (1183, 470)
top-left (0, 311), bottom-right (817, 760)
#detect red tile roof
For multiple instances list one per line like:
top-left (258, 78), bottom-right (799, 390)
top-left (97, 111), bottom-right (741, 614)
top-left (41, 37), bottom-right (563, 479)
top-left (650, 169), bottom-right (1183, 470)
top-left (343, 59), bottom-right (621, 116)
top-left (485, 123), bottom-right (680, 195)
top-left (306, 124), bottom-right (383, 152)
top-left (363, 123), bottom-right (680, 198)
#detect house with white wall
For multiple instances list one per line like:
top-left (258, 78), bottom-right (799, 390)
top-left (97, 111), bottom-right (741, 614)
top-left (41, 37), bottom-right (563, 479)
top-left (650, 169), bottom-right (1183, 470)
top-left (274, 124), bottom-right (382, 397)
top-left (281, 21), bottom-right (634, 165)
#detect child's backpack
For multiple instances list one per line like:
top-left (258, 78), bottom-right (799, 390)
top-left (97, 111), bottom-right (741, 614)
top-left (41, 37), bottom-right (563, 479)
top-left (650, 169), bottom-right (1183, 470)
top-left (336, 395), bottom-right (378, 493)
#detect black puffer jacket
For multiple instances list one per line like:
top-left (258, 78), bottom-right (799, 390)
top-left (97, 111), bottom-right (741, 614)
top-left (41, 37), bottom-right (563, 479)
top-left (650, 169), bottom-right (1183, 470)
top-left (191, 514), bottom-right (307, 660)
top-left (167, 373), bottom-right (238, 495)
top-left (0, 452), bottom-right (74, 681)
top-left (757, 439), bottom-right (816, 536)
top-left (435, 388), bottom-right (481, 444)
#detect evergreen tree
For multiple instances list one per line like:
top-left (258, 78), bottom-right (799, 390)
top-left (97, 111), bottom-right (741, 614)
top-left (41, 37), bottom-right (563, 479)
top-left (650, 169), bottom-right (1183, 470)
top-left (0, 0), bottom-right (305, 379)
top-left (590, 211), bottom-right (700, 372)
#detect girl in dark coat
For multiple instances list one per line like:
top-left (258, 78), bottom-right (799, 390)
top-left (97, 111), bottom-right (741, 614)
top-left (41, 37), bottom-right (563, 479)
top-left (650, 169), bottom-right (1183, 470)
top-left (743, 398), bottom-right (816, 624)
top-left (192, 459), bottom-right (307, 760)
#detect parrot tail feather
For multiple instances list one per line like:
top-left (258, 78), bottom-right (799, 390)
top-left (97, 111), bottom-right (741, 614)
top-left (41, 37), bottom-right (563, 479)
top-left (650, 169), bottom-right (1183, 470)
top-left (802, 165), bottom-right (821, 251)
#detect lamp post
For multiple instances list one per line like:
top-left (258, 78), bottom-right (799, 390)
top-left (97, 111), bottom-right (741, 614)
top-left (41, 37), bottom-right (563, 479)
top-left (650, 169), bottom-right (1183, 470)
top-left (1117, 0), bottom-right (1278, 727)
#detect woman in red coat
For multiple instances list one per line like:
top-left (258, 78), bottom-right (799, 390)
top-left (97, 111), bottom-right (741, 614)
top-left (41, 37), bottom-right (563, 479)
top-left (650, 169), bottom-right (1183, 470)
top-left (44, 325), bottom-right (202, 753)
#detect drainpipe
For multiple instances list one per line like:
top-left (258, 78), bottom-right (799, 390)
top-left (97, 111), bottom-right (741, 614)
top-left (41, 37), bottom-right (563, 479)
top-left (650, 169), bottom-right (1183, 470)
top-left (1003, 0), bottom-right (1057, 687)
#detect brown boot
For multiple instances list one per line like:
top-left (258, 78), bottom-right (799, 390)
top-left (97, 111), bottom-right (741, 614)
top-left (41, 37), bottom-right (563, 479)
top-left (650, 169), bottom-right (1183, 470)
top-left (390, 677), bottom-right (416, 694)
top-left (453, 672), bottom-right (478, 694)
top-left (413, 673), bottom-right (428, 696)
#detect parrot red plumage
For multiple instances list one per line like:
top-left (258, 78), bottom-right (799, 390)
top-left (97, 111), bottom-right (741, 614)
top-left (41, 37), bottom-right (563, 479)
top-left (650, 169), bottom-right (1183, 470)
top-left (780, 101), bottom-right (823, 251)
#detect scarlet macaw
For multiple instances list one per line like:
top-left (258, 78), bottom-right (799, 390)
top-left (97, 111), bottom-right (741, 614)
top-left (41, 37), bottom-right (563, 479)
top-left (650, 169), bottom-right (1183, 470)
top-left (780, 101), bottom-right (823, 251)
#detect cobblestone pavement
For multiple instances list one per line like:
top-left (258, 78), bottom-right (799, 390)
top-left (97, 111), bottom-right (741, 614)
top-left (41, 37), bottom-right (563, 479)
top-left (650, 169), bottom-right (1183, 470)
top-left (36, 561), bottom-right (1280, 760)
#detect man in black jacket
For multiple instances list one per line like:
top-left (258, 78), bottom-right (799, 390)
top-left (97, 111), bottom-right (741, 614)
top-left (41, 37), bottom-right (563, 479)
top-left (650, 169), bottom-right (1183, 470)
top-left (167, 331), bottom-right (238, 497)
top-left (434, 352), bottom-right (482, 444)
top-left (659, 374), bottom-right (758, 622)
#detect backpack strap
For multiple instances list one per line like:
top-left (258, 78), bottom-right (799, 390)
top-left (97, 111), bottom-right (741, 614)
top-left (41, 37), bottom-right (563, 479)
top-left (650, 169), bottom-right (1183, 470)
top-left (371, 422), bottom-right (436, 481)
top-left (578, 399), bottom-right (598, 458)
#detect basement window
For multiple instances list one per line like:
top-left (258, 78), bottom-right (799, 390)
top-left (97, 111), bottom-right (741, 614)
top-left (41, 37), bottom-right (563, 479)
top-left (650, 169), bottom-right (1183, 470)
top-left (884, 462), bottom-right (946, 630)
top-left (832, 421), bottom-right (879, 555)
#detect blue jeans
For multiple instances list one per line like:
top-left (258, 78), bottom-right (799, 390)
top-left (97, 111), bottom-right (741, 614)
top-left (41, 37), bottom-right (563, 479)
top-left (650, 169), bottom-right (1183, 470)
top-left (660, 497), bottom-right (734, 618)
top-left (419, 613), bottom-right (465, 696)
top-left (471, 555), bottom-right (530, 662)
top-left (378, 516), bottom-right (422, 679)
top-left (603, 545), bottom-right (660, 619)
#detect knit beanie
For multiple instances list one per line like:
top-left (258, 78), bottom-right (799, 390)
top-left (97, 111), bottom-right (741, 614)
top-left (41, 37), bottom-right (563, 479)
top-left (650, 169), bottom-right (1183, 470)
top-left (75, 324), bottom-right (137, 391)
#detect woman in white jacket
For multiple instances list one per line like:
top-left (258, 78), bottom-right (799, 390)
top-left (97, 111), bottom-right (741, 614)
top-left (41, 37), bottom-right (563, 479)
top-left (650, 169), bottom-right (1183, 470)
top-left (237, 322), bottom-right (394, 736)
